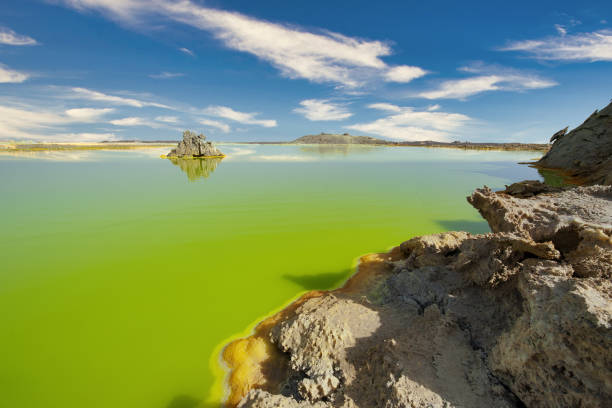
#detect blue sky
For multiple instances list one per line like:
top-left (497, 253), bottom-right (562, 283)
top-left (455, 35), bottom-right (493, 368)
top-left (0, 0), bottom-right (610, 142)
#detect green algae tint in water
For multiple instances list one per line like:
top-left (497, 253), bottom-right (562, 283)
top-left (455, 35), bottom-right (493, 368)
top-left (0, 145), bottom-right (545, 408)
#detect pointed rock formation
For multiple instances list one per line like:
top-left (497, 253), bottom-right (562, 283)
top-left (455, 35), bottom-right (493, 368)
top-left (166, 130), bottom-right (224, 158)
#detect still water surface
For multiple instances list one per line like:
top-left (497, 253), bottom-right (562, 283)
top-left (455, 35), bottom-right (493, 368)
top-left (0, 144), bottom-right (545, 407)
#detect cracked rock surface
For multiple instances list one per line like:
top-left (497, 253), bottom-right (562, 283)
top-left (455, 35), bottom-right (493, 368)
top-left (237, 183), bottom-right (612, 408)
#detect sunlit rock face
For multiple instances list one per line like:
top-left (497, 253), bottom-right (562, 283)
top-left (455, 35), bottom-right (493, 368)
top-left (538, 100), bottom-right (612, 186)
top-left (166, 130), bottom-right (224, 158)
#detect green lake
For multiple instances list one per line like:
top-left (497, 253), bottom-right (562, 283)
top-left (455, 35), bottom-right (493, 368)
top-left (0, 144), bottom-right (546, 408)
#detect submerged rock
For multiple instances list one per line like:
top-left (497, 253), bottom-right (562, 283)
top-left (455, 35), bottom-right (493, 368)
top-left (166, 130), bottom-right (224, 158)
top-left (538, 100), bottom-right (612, 185)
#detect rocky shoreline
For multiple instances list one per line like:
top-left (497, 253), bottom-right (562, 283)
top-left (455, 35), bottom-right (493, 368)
top-left (222, 103), bottom-right (612, 408)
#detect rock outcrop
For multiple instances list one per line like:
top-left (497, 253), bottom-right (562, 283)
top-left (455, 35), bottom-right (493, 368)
top-left (224, 104), bottom-right (612, 408)
top-left (166, 130), bottom-right (224, 158)
top-left (537, 100), bottom-right (612, 185)
top-left (229, 183), bottom-right (612, 408)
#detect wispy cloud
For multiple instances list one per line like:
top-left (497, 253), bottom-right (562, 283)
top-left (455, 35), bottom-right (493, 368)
top-left (149, 71), bottom-right (185, 79)
top-left (293, 99), bottom-right (352, 121)
top-left (346, 103), bottom-right (471, 142)
top-left (199, 118), bottom-right (230, 133)
top-left (179, 47), bottom-right (195, 56)
top-left (418, 64), bottom-right (556, 100)
top-left (500, 29), bottom-right (612, 62)
top-left (0, 103), bottom-right (116, 141)
top-left (155, 115), bottom-right (178, 123)
top-left (0, 27), bottom-right (38, 46)
top-left (56, 0), bottom-right (427, 88)
top-left (0, 63), bottom-right (29, 83)
top-left (65, 107), bottom-right (115, 121)
top-left (67, 87), bottom-right (172, 108)
top-left (367, 103), bottom-right (402, 112)
top-left (110, 116), bottom-right (152, 126)
top-left (384, 66), bottom-right (427, 83)
top-left (203, 105), bottom-right (277, 127)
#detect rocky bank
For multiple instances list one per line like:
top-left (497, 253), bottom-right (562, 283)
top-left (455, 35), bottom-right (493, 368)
top-left (166, 130), bottom-right (224, 158)
top-left (537, 100), bottom-right (612, 186)
top-left (223, 104), bottom-right (612, 408)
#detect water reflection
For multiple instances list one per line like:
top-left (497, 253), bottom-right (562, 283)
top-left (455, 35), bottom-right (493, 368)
top-left (298, 144), bottom-right (379, 156)
top-left (169, 157), bottom-right (223, 182)
top-left (537, 167), bottom-right (570, 187)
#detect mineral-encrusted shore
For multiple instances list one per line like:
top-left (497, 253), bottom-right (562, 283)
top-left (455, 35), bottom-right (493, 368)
top-left (222, 103), bottom-right (612, 408)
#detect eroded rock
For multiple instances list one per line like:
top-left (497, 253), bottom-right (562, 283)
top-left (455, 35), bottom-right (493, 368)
top-left (231, 185), bottom-right (612, 408)
top-left (538, 100), bottom-right (612, 185)
top-left (166, 130), bottom-right (224, 158)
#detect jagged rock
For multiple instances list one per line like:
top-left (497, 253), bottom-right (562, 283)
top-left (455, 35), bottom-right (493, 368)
top-left (166, 130), bottom-right (224, 158)
top-left (231, 184), bottom-right (612, 408)
top-left (468, 185), bottom-right (612, 244)
top-left (501, 180), bottom-right (564, 198)
top-left (238, 389), bottom-right (329, 408)
top-left (538, 101), bottom-right (612, 185)
top-left (549, 126), bottom-right (568, 143)
top-left (270, 295), bottom-right (380, 402)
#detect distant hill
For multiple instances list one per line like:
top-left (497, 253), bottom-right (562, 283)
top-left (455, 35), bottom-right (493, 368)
top-left (286, 132), bottom-right (549, 151)
top-left (290, 133), bottom-right (387, 144)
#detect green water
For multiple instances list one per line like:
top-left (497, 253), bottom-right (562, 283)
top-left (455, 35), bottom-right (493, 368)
top-left (0, 144), bottom-right (544, 408)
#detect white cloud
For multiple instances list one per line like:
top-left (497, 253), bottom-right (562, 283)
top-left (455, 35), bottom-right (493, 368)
top-left (65, 107), bottom-right (114, 121)
top-left (418, 65), bottom-right (557, 99)
top-left (500, 29), bottom-right (612, 61)
top-left (384, 65), bottom-right (427, 83)
top-left (149, 71), bottom-right (185, 79)
top-left (110, 116), bottom-right (149, 126)
top-left (203, 105), bottom-right (277, 127)
top-left (68, 87), bottom-right (172, 108)
top-left (155, 115), bottom-right (178, 123)
top-left (293, 99), bottom-right (352, 121)
top-left (179, 47), bottom-right (195, 56)
top-left (368, 103), bottom-right (402, 112)
top-left (0, 103), bottom-right (117, 141)
top-left (346, 103), bottom-right (471, 142)
top-left (56, 0), bottom-right (427, 88)
top-left (554, 24), bottom-right (567, 36)
top-left (199, 118), bottom-right (230, 133)
top-left (0, 27), bottom-right (38, 46)
top-left (0, 63), bottom-right (29, 83)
